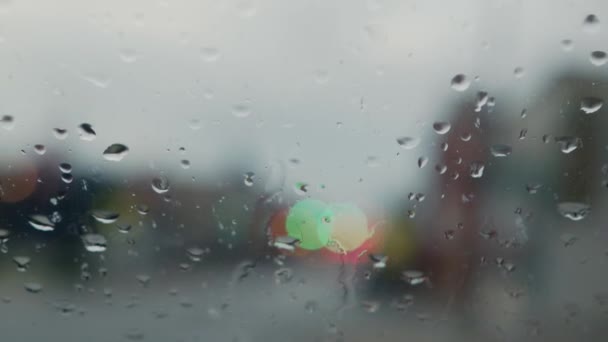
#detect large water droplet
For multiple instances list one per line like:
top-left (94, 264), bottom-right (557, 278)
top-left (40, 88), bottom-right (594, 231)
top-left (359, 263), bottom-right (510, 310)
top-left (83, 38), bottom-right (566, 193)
top-left (396, 136), bottom-right (420, 150)
top-left (59, 162), bottom-right (72, 173)
top-left (82, 234), bottom-right (107, 252)
top-left (583, 14), bottom-right (600, 33)
top-left (151, 176), bottom-right (170, 194)
top-left (450, 74), bottom-right (470, 91)
top-left (61, 173), bottom-right (73, 184)
top-left (91, 210), bottom-right (120, 224)
top-left (28, 215), bottom-right (55, 232)
top-left (1, 115), bottom-right (14, 130)
top-left (78, 123), bottom-right (96, 141)
top-left (490, 144), bottom-right (512, 157)
top-left (580, 97), bottom-right (603, 114)
top-left (590, 51), bottom-right (607, 66)
top-left (555, 136), bottom-right (582, 154)
top-left (557, 202), bottom-right (590, 221)
top-left (102, 143), bottom-right (129, 162)
top-left (432, 121), bottom-right (451, 135)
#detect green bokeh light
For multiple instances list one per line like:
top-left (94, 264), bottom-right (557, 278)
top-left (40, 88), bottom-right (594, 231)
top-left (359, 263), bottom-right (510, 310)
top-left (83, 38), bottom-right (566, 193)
top-left (286, 199), bottom-right (333, 250)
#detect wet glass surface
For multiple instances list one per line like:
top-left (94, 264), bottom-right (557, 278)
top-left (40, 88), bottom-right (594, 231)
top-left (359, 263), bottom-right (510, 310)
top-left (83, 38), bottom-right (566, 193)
top-left (1, 1), bottom-right (608, 341)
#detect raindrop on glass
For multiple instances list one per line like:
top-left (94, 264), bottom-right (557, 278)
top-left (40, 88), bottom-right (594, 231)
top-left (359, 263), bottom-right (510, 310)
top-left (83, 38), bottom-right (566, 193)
top-left (590, 51), bottom-right (607, 66)
top-left (273, 236), bottom-right (300, 252)
top-left (490, 144), bottom-right (512, 157)
top-left (369, 254), bottom-right (388, 269)
top-left (526, 183), bottom-right (543, 194)
top-left (136, 274), bottom-right (151, 287)
top-left (136, 204), bottom-right (150, 215)
top-left (417, 156), bottom-right (428, 168)
top-left (59, 162), bottom-right (72, 173)
top-left (294, 182), bottom-right (309, 195)
top-left (13, 256), bottom-right (30, 272)
top-left (116, 223), bottom-right (132, 234)
top-left (82, 234), bottom-right (107, 252)
top-left (583, 14), bottom-right (600, 33)
top-left (0, 229), bottom-right (9, 243)
top-left (555, 136), bottom-right (582, 154)
top-left (401, 270), bottom-right (425, 286)
top-left (186, 247), bottom-right (204, 262)
top-left (469, 162), bottom-right (485, 178)
top-left (151, 176), bottom-right (170, 194)
top-left (28, 214), bottom-right (55, 232)
top-left (396, 136), bottom-right (420, 150)
top-left (450, 74), bottom-right (470, 91)
top-left (91, 210), bottom-right (120, 224)
top-left (33, 144), bottom-right (46, 155)
top-left (78, 123), bottom-right (96, 141)
top-left (432, 121), bottom-right (451, 135)
top-left (557, 202), bottom-right (590, 221)
top-left (1, 115), bottom-right (14, 130)
top-left (475, 91), bottom-right (489, 112)
top-left (580, 97), bottom-right (603, 114)
top-left (561, 39), bottom-right (574, 51)
top-left (232, 101), bottom-right (251, 118)
top-left (24, 282), bottom-right (43, 293)
top-left (53, 128), bottom-right (68, 140)
top-left (103, 144), bottom-right (129, 161)
top-left (435, 164), bottom-right (447, 174)
top-left (243, 172), bottom-right (255, 187)
top-left (180, 159), bottom-right (191, 169)
top-left (61, 173), bottom-right (73, 184)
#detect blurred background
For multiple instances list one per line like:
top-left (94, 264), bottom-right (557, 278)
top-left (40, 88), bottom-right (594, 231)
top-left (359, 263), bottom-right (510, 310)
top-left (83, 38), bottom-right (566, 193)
top-left (1, 0), bottom-right (608, 341)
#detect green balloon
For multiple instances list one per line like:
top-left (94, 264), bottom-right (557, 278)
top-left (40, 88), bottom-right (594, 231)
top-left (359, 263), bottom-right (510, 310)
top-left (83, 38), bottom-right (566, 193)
top-left (286, 199), bottom-right (333, 250)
